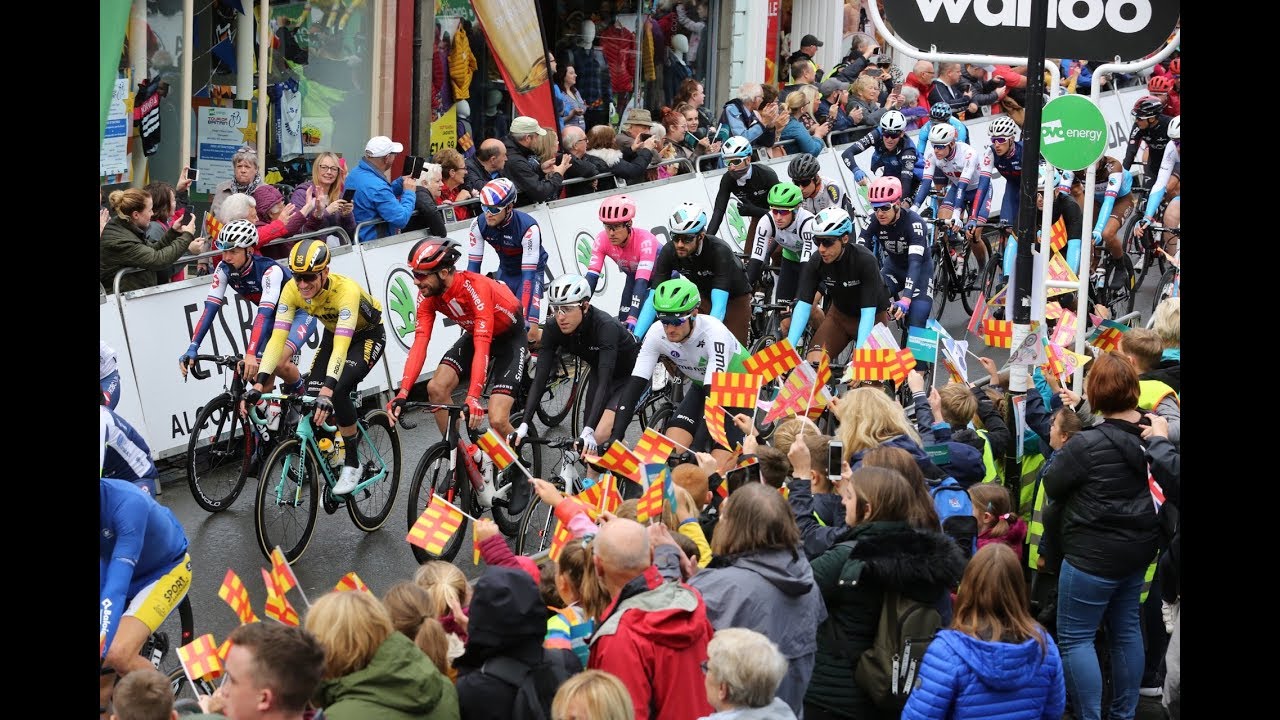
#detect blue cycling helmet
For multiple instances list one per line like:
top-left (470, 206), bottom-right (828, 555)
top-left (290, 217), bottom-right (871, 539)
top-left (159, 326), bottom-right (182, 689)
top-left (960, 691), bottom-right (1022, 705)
top-left (929, 103), bottom-right (953, 122)
top-left (669, 202), bottom-right (709, 234)
top-left (722, 135), bottom-right (753, 159)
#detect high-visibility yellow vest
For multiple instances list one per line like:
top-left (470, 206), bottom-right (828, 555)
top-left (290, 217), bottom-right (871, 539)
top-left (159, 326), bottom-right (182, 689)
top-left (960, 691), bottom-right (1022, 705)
top-left (1026, 478), bottom-right (1048, 570)
top-left (1138, 379), bottom-right (1178, 412)
top-left (977, 428), bottom-right (1002, 484)
top-left (1019, 451), bottom-right (1046, 522)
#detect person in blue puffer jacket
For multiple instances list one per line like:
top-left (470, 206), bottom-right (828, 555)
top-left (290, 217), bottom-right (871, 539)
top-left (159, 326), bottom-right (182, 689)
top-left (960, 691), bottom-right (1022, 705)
top-left (901, 542), bottom-right (1066, 720)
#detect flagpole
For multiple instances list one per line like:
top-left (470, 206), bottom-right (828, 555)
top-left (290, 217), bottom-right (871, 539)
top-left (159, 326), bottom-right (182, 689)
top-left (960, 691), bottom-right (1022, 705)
top-left (434, 493), bottom-right (482, 523)
top-left (272, 546), bottom-right (312, 608)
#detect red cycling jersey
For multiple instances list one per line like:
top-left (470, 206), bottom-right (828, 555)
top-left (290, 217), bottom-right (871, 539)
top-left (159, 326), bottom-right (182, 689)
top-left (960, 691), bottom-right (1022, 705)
top-left (399, 270), bottom-right (522, 400)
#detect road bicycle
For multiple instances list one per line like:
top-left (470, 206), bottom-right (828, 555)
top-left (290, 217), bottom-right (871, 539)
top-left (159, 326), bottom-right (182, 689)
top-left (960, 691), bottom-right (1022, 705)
top-left (1147, 225), bottom-right (1181, 316)
top-left (927, 218), bottom-right (983, 319)
top-left (250, 391), bottom-right (401, 562)
top-left (531, 349), bottom-right (586, 431)
top-left (515, 436), bottom-right (592, 557)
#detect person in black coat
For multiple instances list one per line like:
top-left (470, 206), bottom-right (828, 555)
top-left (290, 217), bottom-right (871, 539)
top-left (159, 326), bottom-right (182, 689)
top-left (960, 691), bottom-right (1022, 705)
top-left (454, 566), bottom-right (581, 720)
top-left (503, 117), bottom-right (573, 205)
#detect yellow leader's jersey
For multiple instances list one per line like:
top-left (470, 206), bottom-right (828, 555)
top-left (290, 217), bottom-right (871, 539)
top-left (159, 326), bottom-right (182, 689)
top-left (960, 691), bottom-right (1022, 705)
top-left (259, 272), bottom-right (382, 385)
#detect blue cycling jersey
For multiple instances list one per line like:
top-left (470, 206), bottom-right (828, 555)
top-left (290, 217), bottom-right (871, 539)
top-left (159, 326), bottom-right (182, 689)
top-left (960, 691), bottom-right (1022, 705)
top-left (973, 140), bottom-right (1027, 222)
top-left (468, 209), bottom-right (549, 321)
top-left (101, 406), bottom-right (157, 485)
top-left (188, 254), bottom-right (317, 359)
top-left (857, 207), bottom-right (932, 302)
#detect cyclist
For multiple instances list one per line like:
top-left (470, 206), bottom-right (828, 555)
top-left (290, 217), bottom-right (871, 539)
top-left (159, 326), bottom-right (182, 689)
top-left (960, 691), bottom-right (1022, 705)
top-left (586, 195), bottom-right (659, 330)
top-left (912, 103), bottom-right (969, 197)
top-left (611, 277), bottom-right (750, 464)
top-left (788, 207), bottom-right (890, 362)
top-left (967, 115), bottom-right (1026, 277)
top-left (1076, 154), bottom-right (1136, 288)
top-left (520, 275), bottom-right (640, 457)
top-left (747, 182), bottom-right (816, 300)
top-left (633, 202), bottom-right (753, 345)
top-left (101, 340), bottom-right (120, 410)
top-left (1035, 163), bottom-right (1085, 274)
top-left (178, 220), bottom-right (317, 399)
top-left (386, 238), bottom-right (532, 513)
top-left (1133, 116), bottom-right (1180, 258)
top-left (912, 123), bottom-right (984, 266)
top-left (1121, 95), bottom-right (1173, 187)
top-left (101, 404), bottom-right (160, 497)
top-left (247, 240), bottom-right (386, 497)
top-left (857, 177), bottom-right (932, 332)
top-left (468, 177), bottom-right (548, 343)
top-left (841, 110), bottom-right (919, 201)
top-left (788, 153), bottom-right (855, 217)
top-left (707, 135), bottom-right (779, 237)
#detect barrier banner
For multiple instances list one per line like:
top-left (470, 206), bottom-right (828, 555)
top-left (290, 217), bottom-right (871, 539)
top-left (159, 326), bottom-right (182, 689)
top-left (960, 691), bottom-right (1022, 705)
top-left (101, 296), bottom-right (154, 450)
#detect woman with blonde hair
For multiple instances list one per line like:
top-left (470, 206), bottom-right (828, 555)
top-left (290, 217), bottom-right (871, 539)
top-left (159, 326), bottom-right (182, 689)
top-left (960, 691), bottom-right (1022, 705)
top-left (305, 590), bottom-right (460, 719)
top-left (551, 669), bottom-right (634, 720)
top-left (289, 151), bottom-right (356, 240)
top-left (838, 386), bottom-right (945, 479)
top-left (414, 561), bottom-right (471, 670)
top-left (100, 188), bottom-right (204, 292)
top-left (780, 85), bottom-right (829, 155)
top-left (901, 543), bottom-right (1066, 719)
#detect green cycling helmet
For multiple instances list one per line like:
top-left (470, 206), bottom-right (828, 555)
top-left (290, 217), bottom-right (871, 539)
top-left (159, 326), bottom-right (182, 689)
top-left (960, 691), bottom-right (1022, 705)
top-left (767, 182), bottom-right (804, 210)
top-left (652, 277), bottom-right (701, 316)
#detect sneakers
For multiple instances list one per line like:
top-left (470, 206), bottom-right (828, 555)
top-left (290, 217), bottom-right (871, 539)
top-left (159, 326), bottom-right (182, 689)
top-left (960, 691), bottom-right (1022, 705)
top-left (507, 472), bottom-right (531, 515)
top-left (333, 465), bottom-right (363, 495)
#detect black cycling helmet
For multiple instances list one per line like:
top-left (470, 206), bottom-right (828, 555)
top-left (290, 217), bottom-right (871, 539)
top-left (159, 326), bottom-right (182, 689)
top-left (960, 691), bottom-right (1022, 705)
top-left (1132, 95), bottom-right (1164, 120)
top-left (788, 153), bottom-right (821, 182)
top-left (930, 103), bottom-right (954, 122)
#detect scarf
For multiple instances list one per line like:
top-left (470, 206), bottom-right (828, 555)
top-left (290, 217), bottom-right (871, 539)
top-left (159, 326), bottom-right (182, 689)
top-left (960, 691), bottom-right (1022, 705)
top-left (230, 177), bottom-right (262, 196)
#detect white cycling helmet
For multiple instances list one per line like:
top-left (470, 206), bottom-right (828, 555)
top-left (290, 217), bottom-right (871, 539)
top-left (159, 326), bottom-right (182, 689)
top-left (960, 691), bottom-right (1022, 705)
top-left (988, 116), bottom-right (1019, 139)
top-left (547, 274), bottom-right (592, 305)
top-left (215, 219), bottom-right (259, 251)
top-left (669, 202), bottom-right (709, 234)
top-left (722, 135), bottom-right (753, 159)
top-left (812, 207), bottom-right (854, 237)
top-left (1167, 116), bottom-right (1180, 140)
top-left (928, 123), bottom-right (957, 145)
top-left (879, 110), bottom-right (907, 134)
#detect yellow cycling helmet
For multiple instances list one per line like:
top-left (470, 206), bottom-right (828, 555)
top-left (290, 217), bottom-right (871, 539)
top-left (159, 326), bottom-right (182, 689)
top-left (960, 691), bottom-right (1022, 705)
top-left (288, 239), bottom-right (331, 274)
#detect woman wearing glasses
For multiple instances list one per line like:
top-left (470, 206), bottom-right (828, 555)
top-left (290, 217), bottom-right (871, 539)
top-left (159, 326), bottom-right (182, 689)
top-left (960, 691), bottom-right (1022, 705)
top-left (289, 151), bottom-right (356, 241)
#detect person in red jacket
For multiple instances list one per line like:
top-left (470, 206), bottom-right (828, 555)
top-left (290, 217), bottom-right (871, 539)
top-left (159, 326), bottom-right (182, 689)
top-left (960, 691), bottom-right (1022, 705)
top-left (904, 60), bottom-right (935, 115)
top-left (589, 518), bottom-right (715, 720)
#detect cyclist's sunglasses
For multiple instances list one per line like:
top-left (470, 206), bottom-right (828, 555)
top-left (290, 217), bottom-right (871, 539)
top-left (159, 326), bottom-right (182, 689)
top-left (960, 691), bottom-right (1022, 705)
top-left (671, 233), bottom-right (700, 245)
top-left (726, 157), bottom-right (750, 168)
top-left (604, 221), bottom-right (632, 231)
top-left (814, 236), bottom-right (842, 248)
top-left (295, 272), bottom-right (321, 283)
top-left (551, 303), bottom-right (584, 316)
top-left (882, 131), bottom-right (903, 139)
top-left (770, 207), bottom-right (794, 216)
top-left (657, 313), bottom-right (693, 326)
top-left (796, 176), bottom-right (817, 187)
top-left (482, 204), bottom-right (507, 215)
top-left (872, 204), bottom-right (895, 213)
top-left (412, 270), bottom-right (438, 281)
top-left (932, 143), bottom-right (951, 150)
top-left (214, 240), bottom-right (241, 252)
top-left (990, 137), bottom-right (1010, 145)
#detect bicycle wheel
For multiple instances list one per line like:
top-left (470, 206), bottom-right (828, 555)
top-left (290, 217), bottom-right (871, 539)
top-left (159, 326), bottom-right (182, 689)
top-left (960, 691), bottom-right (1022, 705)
top-left (254, 439), bottom-right (320, 562)
top-left (493, 416), bottom-right (541, 535)
top-left (957, 241), bottom-right (983, 315)
top-left (534, 352), bottom-right (580, 429)
top-left (929, 248), bottom-right (950, 320)
top-left (979, 253), bottom-right (1003, 303)
top-left (346, 409), bottom-right (402, 532)
top-left (166, 667), bottom-right (216, 705)
top-left (406, 440), bottom-right (466, 564)
top-left (516, 493), bottom-right (559, 556)
top-left (1152, 267), bottom-right (1177, 316)
top-left (185, 392), bottom-right (250, 512)
top-left (568, 363), bottom-right (595, 437)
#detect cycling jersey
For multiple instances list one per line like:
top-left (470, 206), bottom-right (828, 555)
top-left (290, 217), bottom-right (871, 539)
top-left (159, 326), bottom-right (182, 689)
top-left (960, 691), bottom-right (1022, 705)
top-left (708, 163), bottom-right (779, 236)
top-left (634, 314), bottom-right (748, 387)
top-left (748, 207), bottom-right (816, 286)
top-left (972, 140), bottom-right (1026, 224)
top-left (586, 227), bottom-right (659, 322)
top-left (1081, 158), bottom-right (1133, 239)
top-left (259, 273), bottom-right (383, 391)
top-left (799, 176), bottom-right (856, 218)
top-left (1143, 143), bottom-right (1180, 220)
top-left (912, 118), bottom-right (970, 179)
top-left (468, 208), bottom-right (548, 324)
top-left (843, 129), bottom-right (919, 194)
top-left (788, 242), bottom-right (888, 350)
top-left (634, 234), bottom-right (751, 338)
top-left (101, 341), bottom-right (120, 410)
top-left (526, 305), bottom-right (639, 430)
top-left (399, 270), bottom-right (522, 402)
top-left (1122, 115), bottom-right (1172, 182)
top-left (101, 406), bottom-right (157, 490)
top-left (913, 140), bottom-right (981, 212)
top-left (188, 254), bottom-right (317, 359)
top-left (100, 477), bottom-right (189, 659)
top-left (857, 207), bottom-right (931, 303)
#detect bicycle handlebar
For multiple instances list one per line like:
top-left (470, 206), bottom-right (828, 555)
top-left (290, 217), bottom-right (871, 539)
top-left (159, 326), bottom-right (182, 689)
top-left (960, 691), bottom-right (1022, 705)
top-left (248, 392), bottom-right (338, 434)
top-left (188, 354), bottom-right (239, 381)
top-left (972, 222), bottom-right (1015, 231)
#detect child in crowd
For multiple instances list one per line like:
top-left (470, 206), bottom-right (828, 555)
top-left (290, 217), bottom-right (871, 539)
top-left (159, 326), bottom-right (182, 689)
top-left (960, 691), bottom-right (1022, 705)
top-left (969, 483), bottom-right (1027, 563)
top-left (414, 560), bottom-right (471, 671)
top-left (383, 581), bottom-right (454, 681)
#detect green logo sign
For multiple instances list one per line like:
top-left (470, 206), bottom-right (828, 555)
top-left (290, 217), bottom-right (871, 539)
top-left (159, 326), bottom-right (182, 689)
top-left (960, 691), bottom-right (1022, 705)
top-left (575, 231), bottom-right (606, 293)
top-left (725, 198), bottom-right (747, 251)
top-left (384, 268), bottom-right (418, 350)
top-left (1039, 94), bottom-right (1108, 171)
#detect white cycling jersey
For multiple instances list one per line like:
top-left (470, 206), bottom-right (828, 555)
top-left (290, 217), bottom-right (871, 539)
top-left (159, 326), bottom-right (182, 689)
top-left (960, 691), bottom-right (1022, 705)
top-left (800, 176), bottom-right (849, 216)
top-left (632, 314), bottom-right (748, 387)
top-left (752, 207), bottom-right (816, 262)
top-left (922, 140), bottom-right (980, 188)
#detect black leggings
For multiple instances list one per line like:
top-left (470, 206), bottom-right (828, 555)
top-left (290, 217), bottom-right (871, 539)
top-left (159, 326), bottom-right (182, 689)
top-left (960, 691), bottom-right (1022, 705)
top-left (305, 325), bottom-right (386, 426)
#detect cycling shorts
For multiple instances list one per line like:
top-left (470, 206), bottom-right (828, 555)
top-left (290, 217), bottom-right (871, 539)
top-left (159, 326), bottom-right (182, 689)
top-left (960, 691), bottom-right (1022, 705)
top-left (666, 384), bottom-right (746, 453)
top-left (440, 325), bottom-right (529, 398)
top-left (125, 553), bottom-right (192, 635)
top-left (306, 324), bottom-right (386, 426)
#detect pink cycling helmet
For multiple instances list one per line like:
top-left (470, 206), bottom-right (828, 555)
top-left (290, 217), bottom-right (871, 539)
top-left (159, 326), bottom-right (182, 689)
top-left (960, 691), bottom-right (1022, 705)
top-left (868, 177), bottom-right (903, 205)
top-left (599, 195), bottom-right (637, 224)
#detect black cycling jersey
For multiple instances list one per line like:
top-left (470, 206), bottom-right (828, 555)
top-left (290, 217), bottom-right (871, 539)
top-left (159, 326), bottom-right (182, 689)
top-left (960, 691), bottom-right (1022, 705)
top-left (1121, 114), bottom-right (1172, 183)
top-left (708, 163), bottom-right (779, 235)
top-left (650, 233), bottom-right (752, 299)
top-left (526, 305), bottom-right (639, 431)
top-left (796, 241), bottom-right (889, 315)
top-left (843, 128), bottom-right (919, 196)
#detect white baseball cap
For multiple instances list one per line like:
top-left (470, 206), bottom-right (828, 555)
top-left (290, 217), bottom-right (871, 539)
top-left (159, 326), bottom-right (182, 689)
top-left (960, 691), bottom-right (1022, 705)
top-left (364, 136), bottom-right (405, 157)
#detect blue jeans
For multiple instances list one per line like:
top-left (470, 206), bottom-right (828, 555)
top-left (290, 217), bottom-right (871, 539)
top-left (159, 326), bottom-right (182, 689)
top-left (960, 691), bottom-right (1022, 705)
top-left (1057, 559), bottom-right (1146, 720)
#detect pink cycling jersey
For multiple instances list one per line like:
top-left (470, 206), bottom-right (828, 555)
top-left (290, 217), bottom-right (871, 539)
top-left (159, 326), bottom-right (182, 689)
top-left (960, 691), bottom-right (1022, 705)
top-left (589, 227), bottom-right (658, 281)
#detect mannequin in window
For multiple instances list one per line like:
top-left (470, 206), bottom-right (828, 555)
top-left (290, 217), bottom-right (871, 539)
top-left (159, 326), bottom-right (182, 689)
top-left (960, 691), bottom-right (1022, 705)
top-left (571, 20), bottom-right (609, 129)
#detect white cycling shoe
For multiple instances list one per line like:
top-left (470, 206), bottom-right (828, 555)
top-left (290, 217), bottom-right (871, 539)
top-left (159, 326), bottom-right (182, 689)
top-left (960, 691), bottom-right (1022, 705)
top-left (333, 465), bottom-right (363, 495)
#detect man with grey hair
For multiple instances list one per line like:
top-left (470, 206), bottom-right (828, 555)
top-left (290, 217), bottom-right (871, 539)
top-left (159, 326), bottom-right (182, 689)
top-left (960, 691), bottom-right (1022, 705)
top-left (503, 116), bottom-right (572, 204)
top-left (719, 81), bottom-right (781, 149)
top-left (703, 628), bottom-right (796, 719)
top-left (589, 518), bottom-right (715, 720)
top-left (346, 134), bottom-right (418, 239)
top-left (560, 124), bottom-right (601, 198)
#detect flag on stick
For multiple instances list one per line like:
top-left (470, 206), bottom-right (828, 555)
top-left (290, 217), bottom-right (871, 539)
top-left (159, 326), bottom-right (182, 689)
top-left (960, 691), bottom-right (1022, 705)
top-left (704, 402), bottom-right (736, 451)
top-left (270, 546), bottom-right (309, 608)
top-left (584, 441), bottom-right (643, 484)
top-left (1044, 301), bottom-right (1064, 320)
top-left (742, 338), bottom-right (801, 382)
top-left (334, 572), bottom-right (369, 593)
top-left (1050, 309), bottom-right (1079, 347)
top-left (708, 371), bottom-right (762, 410)
top-left (407, 494), bottom-right (467, 556)
top-left (632, 427), bottom-right (677, 466)
top-left (548, 519), bottom-right (573, 562)
top-left (476, 428), bottom-right (524, 475)
top-left (634, 471), bottom-right (666, 523)
top-left (178, 634), bottom-right (225, 682)
top-left (218, 569), bottom-right (258, 625)
top-left (966, 292), bottom-right (988, 337)
top-left (982, 318), bottom-right (1013, 348)
top-left (1048, 217), bottom-right (1068, 253)
top-left (260, 568), bottom-right (300, 626)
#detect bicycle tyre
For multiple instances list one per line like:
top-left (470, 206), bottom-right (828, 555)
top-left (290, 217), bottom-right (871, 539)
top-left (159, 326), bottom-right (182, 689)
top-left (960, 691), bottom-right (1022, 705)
top-left (346, 410), bottom-right (402, 532)
top-left (568, 363), bottom-right (595, 437)
top-left (1152, 267), bottom-right (1177, 316)
top-left (979, 254), bottom-right (1003, 303)
top-left (406, 440), bottom-right (466, 564)
top-left (166, 666), bottom-right (216, 704)
top-left (929, 249), bottom-right (950, 320)
top-left (185, 391), bottom-right (250, 512)
top-left (535, 352), bottom-right (580, 429)
top-left (254, 438), bottom-right (320, 563)
top-left (957, 241), bottom-right (982, 315)
top-left (492, 414), bottom-right (540, 536)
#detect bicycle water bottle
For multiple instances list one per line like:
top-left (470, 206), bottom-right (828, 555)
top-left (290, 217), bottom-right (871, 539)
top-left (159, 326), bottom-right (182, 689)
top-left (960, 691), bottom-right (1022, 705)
top-left (459, 440), bottom-right (492, 504)
top-left (318, 437), bottom-right (345, 467)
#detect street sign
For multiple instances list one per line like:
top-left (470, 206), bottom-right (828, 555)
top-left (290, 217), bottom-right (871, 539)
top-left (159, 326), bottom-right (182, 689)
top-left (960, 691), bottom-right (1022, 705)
top-left (1039, 95), bottom-right (1108, 170)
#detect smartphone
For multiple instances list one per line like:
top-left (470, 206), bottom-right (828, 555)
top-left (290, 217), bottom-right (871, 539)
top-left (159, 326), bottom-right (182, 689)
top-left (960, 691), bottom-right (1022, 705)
top-left (638, 132), bottom-right (653, 142)
top-left (186, 157), bottom-right (198, 182)
top-left (828, 440), bottom-right (844, 482)
top-left (892, 82), bottom-right (904, 94)
top-left (341, 188), bottom-right (356, 202)
top-left (401, 155), bottom-right (417, 177)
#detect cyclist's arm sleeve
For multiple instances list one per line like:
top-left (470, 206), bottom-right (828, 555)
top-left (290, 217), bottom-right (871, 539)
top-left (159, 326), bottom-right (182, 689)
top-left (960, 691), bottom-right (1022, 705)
top-left (1092, 173), bottom-right (1120, 238)
top-left (636, 233), bottom-right (658, 283)
top-left (187, 263), bottom-right (231, 350)
top-left (101, 496), bottom-right (145, 658)
top-left (856, 257), bottom-right (884, 348)
top-left (256, 283), bottom-right (299, 380)
top-left (708, 178), bottom-right (731, 235)
top-left (971, 149), bottom-right (995, 222)
top-left (247, 264), bottom-right (285, 357)
top-left (709, 289), bottom-right (729, 320)
top-left (320, 284), bottom-right (362, 390)
top-left (1145, 149), bottom-right (1177, 218)
top-left (899, 146), bottom-right (919, 191)
top-left (905, 222), bottom-right (929, 301)
top-left (1060, 198), bottom-right (1085, 273)
top-left (398, 299), bottom-right (438, 393)
top-left (583, 322), bottom-right (622, 429)
top-left (520, 223), bottom-right (542, 321)
top-left (799, 220), bottom-right (815, 264)
top-left (585, 232), bottom-right (607, 287)
top-left (633, 247), bottom-right (670, 338)
top-left (465, 282), bottom-right (497, 400)
top-left (746, 220), bottom-right (771, 287)
top-left (627, 276), bottom-right (649, 323)
top-left (787, 260), bottom-right (819, 348)
top-left (702, 326), bottom-right (738, 385)
top-left (467, 219), bottom-right (484, 273)
top-left (1121, 124), bottom-right (1142, 168)
top-left (522, 324), bottom-right (561, 414)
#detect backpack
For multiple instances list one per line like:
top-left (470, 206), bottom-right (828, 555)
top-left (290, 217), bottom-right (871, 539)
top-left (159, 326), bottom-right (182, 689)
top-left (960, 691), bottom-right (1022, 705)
top-left (930, 477), bottom-right (978, 559)
top-left (479, 654), bottom-right (572, 720)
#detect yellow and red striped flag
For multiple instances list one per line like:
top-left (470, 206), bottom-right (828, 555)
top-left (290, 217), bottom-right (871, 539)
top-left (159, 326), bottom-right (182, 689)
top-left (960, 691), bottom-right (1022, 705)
top-left (742, 338), bottom-right (802, 382)
top-left (1047, 252), bottom-right (1079, 297)
top-left (1044, 301), bottom-right (1064, 320)
top-left (762, 366), bottom-right (815, 424)
top-left (216, 637), bottom-right (232, 663)
top-left (704, 402), bottom-right (735, 451)
top-left (982, 319), bottom-right (1013, 348)
top-left (334, 571), bottom-right (369, 593)
top-left (476, 428), bottom-right (518, 471)
top-left (807, 390), bottom-right (828, 421)
top-left (585, 441), bottom-right (643, 484)
top-left (1042, 341), bottom-right (1067, 378)
top-left (849, 349), bottom-right (899, 382)
top-left (574, 482), bottom-right (604, 521)
top-left (407, 494), bottom-right (466, 556)
top-left (177, 634), bottom-right (225, 682)
top-left (633, 427), bottom-right (678, 466)
top-left (1090, 325), bottom-right (1125, 353)
top-left (260, 568), bottom-right (300, 626)
top-left (218, 569), bottom-right (259, 625)
top-left (708, 371), bottom-right (762, 410)
top-left (269, 546), bottom-right (299, 596)
top-left (634, 471), bottom-right (666, 523)
top-left (815, 349), bottom-right (832, 389)
top-left (1048, 217), bottom-right (1068, 253)
top-left (547, 519), bottom-right (573, 563)
top-left (1050, 309), bottom-right (1079, 347)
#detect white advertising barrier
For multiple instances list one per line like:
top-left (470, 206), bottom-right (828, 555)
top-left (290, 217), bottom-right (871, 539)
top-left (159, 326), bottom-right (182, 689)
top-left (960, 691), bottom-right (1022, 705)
top-left (117, 245), bottom-right (374, 459)
top-left (101, 295), bottom-right (155, 452)
top-left (544, 174), bottom-right (713, 318)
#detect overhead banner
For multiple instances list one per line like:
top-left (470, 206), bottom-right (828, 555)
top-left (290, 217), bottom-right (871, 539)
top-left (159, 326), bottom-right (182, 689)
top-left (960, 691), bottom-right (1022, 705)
top-left (469, 0), bottom-right (556, 129)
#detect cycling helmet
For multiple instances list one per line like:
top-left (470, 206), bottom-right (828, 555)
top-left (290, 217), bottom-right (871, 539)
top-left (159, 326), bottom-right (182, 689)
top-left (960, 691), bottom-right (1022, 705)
top-left (651, 277), bottom-right (701, 316)
top-left (288, 239), bottom-right (331, 274)
top-left (929, 104), bottom-right (953, 122)
top-left (988, 115), bottom-right (1019, 138)
top-left (215, 219), bottom-right (259, 251)
top-left (479, 177), bottom-right (518, 209)
top-left (1147, 75), bottom-right (1174, 94)
top-left (547, 274), bottom-right (592, 305)
top-left (722, 135), bottom-right (753, 159)
top-left (767, 182), bottom-right (804, 209)
top-left (408, 237), bottom-right (461, 273)
top-left (1168, 58), bottom-right (1180, 76)
top-left (1132, 95), bottom-right (1164, 119)
top-left (879, 110), bottom-right (907, 134)
top-left (867, 177), bottom-right (903, 205)
top-left (668, 202), bottom-right (709, 234)
top-left (1167, 116), bottom-right (1179, 141)
top-left (929, 123), bottom-right (957, 145)
top-left (812, 207), bottom-right (854, 237)
top-left (788, 153), bottom-right (821, 181)
top-left (598, 195), bottom-right (636, 224)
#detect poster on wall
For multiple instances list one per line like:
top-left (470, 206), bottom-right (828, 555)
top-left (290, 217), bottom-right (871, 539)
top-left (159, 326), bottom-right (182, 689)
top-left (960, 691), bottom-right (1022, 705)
top-left (195, 105), bottom-right (253, 194)
top-left (429, 103), bottom-right (459, 156)
top-left (101, 77), bottom-right (131, 181)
